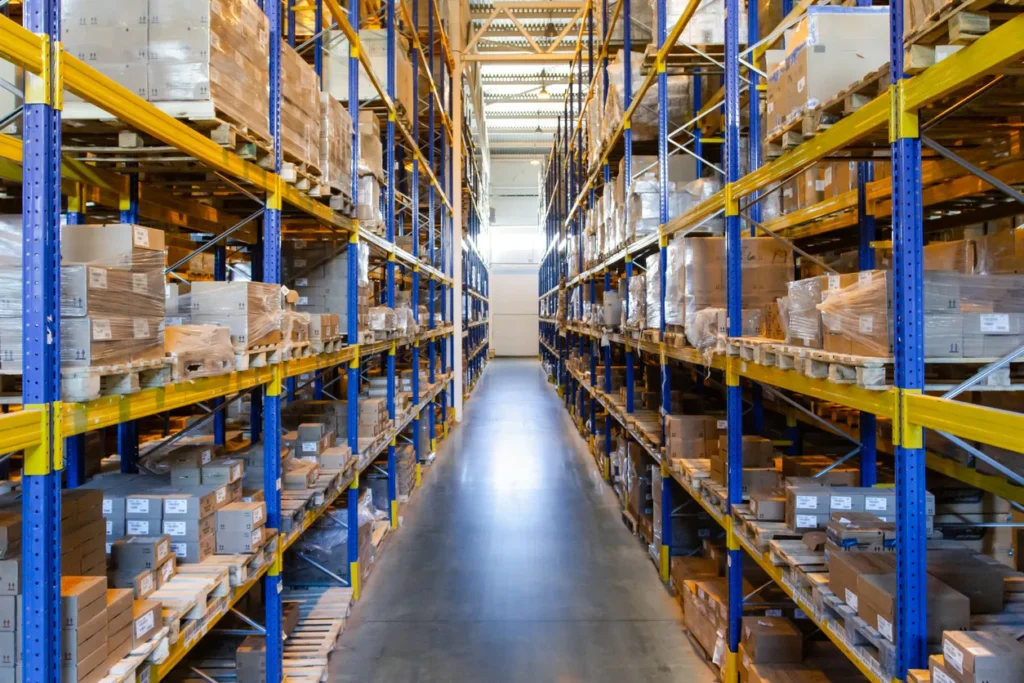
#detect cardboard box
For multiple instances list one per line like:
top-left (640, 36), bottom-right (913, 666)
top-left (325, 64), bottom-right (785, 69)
top-left (750, 493), bottom-right (786, 521)
top-left (858, 572), bottom-right (970, 643)
top-left (927, 550), bottom-right (1006, 614)
top-left (236, 635), bottom-right (266, 683)
top-left (60, 576), bottom-right (108, 629)
top-left (61, 224), bottom-right (166, 268)
top-left (740, 616), bottom-right (803, 664)
top-left (161, 514), bottom-right (215, 540)
top-left (132, 600), bottom-right (160, 646)
top-left (170, 533), bottom-right (215, 564)
top-left (216, 502), bottom-right (267, 533)
top-left (201, 458), bottom-right (244, 485)
top-left (125, 493), bottom-right (166, 520)
top-left (62, 610), bottom-right (108, 663)
top-left (941, 631), bottom-right (1024, 682)
top-left (217, 526), bottom-right (264, 554)
top-left (162, 486), bottom-right (225, 520)
top-left (827, 550), bottom-right (894, 611)
top-left (111, 535), bottom-right (171, 571)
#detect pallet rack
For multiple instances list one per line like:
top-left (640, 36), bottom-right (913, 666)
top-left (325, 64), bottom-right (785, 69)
top-left (538, 0), bottom-right (1024, 679)
top-left (0, 0), bottom-right (488, 678)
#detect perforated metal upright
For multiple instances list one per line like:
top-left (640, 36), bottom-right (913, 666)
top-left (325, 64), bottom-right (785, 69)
top-left (427, 0), bottom-right (439, 453)
top-left (890, 0), bottom-right (927, 669)
top-left (385, 0), bottom-right (399, 528)
top-left (261, 0), bottom-right (285, 678)
top-left (345, 0), bottom-right (363, 602)
top-left (21, 0), bottom-right (63, 678)
top-left (723, 0), bottom-right (744, 678)
top-left (622, 0), bottom-right (635, 417)
top-left (411, 0), bottom-right (423, 484)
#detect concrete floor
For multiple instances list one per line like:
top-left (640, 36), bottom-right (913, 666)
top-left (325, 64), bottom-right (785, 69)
top-left (329, 358), bottom-right (715, 683)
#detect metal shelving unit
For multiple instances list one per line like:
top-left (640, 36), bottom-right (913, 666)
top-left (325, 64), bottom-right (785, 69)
top-left (0, 0), bottom-right (487, 678)
top-left (538, 0), bottom-right (1024, 679)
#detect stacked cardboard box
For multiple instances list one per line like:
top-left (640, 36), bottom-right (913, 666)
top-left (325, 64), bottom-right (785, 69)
top-left (188, 281), bottom-right (283, 349)
top-left (708, 435), bottom-right (778, 493)
top-left (319, 92), bottom-right (355, 198)
top-left (61, 576), bottom-right (109, 683)
top-left (738, 616), bottom-right (803, 681)
top-left (930, 631), bottom-right (1024, 683)
top-left (665, 414), bottom-right (724, 460)
top-left (764, 7), bottom-right (889, 132)
top-left (215, 501), bottom-right (267, 554)
top-left (396, 444), bottom-right (416, 497)
top-left (324, 30), bottom-right (415, 124)
top-left (104, 588), bottom-right (135, 670)
top-left (281, 41), bottom-right (321, 173)
top-left (786, 485), bottom-right (934, 532)
top-left (64, 0), bottom-right (271, 143)
top-left (285, 242), bottom-right (370, 336)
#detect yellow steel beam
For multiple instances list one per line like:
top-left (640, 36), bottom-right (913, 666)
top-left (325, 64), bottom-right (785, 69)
top-left (904, 394), bottom-right (1024, 455)
top-left (0, 410), bottom-right (44, 454)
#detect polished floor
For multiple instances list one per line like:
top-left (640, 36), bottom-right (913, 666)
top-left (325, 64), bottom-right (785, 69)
top-left (329, 358), bottom-right (715, 683)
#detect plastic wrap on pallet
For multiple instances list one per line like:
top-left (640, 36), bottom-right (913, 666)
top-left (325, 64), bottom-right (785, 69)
top-left (0, 222), bottom-right (169, 369)
top-left (282, 310), bottom-right (312, 343)
top-left (281, 41), bottom-right (322, 173)
top-left (678, 178), bottom-right (724, 232)
top-left (394, 307), bottom-right (418, 336)
top-left (184, 281), bottom-right (284, 349)
top-left (164, 324), bottom-right (235, 369)
top-left (605, 51), bottom-right (691, 142)
top-left (368, 306), bottom-right (398, 332)
top-left (685, 308), bottom-right (765, 353)
top-left (148, 0), bottom-right (271, 142)
top-left (682, 237), bottom-right (793, 350)
top-left (626, 180), bottom-right (675, 241)
top-left (626, 273), bottom-right (647, 329)
top-left (358, 175), bottom-right (383, 225)
top-left (645, 236), bottom-right (686, 330)
top-left (976, 228), bottom-right (1024, 275)
top-left (780, 277), bottom-right (823, 348)
top-left (324, 29), bottom-right (416, 125)
top-left (357, 110), bottom-right (384, 180)
top-left (653, 0), bottom-right (747, 45)
top-left (319, 91), bottom-right (355, 196)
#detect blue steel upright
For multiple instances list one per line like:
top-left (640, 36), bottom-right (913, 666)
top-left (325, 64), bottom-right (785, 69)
top-left (857, 157), bottom-right (878, 486)
top-left (622, 0), bottom-right (635, 416)
top-left (724, 0), bottom-right (744, 677)
top-left (385, 0), bottom-right (399, 528)
top-left (655, 0), bottom-right (672, 585)
top-left (412, 0), bottom-right (423, 480)
top-left (263, 0), bottom-right (284, 677)
top-left (346, 0), bottom-right (363, 600)
top-left (22, 0), bottom-right (63, 677)
top-left (213, 244), bottom-right (227, 446)
top-left (427, 0), bottom-right (438, 452)
top-left (890, 0), bottom-right (927, 669)
top-left (118, 174), bottom-right (141, 473)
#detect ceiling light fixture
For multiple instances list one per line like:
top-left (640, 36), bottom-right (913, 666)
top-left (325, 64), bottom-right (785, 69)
top-left (537, 69), bottom-right (551, 99)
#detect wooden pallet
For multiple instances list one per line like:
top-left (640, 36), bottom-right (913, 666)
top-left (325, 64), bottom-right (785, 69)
top-left (234, 341), bottom-right (312, 371)
top-left (168, 352), bottom-right (234, 383)
top-left (58, 358), bottom-right (173, 402)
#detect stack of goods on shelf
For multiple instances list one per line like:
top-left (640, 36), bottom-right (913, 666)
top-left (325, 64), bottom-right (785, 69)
top-left (358, 397), bottom-right (391, 454)
top-left (683, 237), bottom-right (794, 350)
top-left (281, 42), bottom-right (322, 179)
top-left (186, 281), bottom-right (283, 350)
top-left (764, 7), bottom-right (889, 140)
top-left (286, 241), bottom-right (371, 343)
top-left (653, 0), bottom-right (746, 44)
top-left (396, 444), bottom-right (416, 497)
top-left (282, 487), bottom-right (376, 588)
top-left (356, 111), bottom-right (385, 230)
top-left (708, 435), bottom-right (779, 494)
top-left (63, 0), bottom-right (271, 144)
top-left (603, 52), bottom-right (690, 146)
top-left (319, 92), bottom-right (356, 204)
top-left (785, 486), bottom-right (934, 532)
top-left (163, 324), bottom-right (235, 380)
top-left (282, 401), bottom-right (356, 469)
top-left (928, 630), bottom-right (1024, 683)
top-left (324, 29), bottom-right (416, 124)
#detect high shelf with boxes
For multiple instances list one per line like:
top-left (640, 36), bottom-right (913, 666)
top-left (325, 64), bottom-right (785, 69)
top-left (0, 0), bottom-right (473, 678)
top-left (540, 0), bottom-right (1024, 680)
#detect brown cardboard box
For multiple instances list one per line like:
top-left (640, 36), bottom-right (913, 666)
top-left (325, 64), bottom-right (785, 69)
top-left (740, 616), bottom-right (803, 664)
top-left (927, 550), bottom-right (1005, 614)
top-left (716, 435), bottom-right (774, 467)
top-left (857, 572), bottom-right (970, 644)
top-left (60, 576), bottom-right (108, 629)
top-left (941, 631), bottom-right (1024, 683)
top-left (750, 493), bottom-right (786, 521)
top-left (827, 550), bottom-right (895, 612)
top-left (132, 600), bottom-right (160, 646)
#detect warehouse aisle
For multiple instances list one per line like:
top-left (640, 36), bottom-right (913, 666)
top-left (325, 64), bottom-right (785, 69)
top-left (329, 358), bottom-right (715, 683)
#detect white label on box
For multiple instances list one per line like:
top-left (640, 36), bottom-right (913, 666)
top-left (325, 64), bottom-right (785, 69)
top-left (797, 76), bottom-right (805, 92)
top-left (93, 318), bottom-right (112, 340)
top-left (980, 313), bottom-right (1010, 333)
top-left (165, 498), bottom-right (189, 514)
top-left (796, 495), bottom-right (818, 510)
top-left (858, 271), bottom-right (872, 287)
top-left (276, 478), bottom-right (282, 491)
top-left (302, 442), bottom-right (317, 452)
top-left (134, 610), bottom-right (155, 639)
top-left (139, 573), bottom-right (153, 595)
top-left (127, 520), bottom-right (150, 535)
top-left (105, 520), bottom-right (112, 535)
top-left (133, 226), bottom-right (150, 248)
top-left (823, 167), bottom-right (832, 187)
top-left (717, 420), bottom-right (727, 430)
top-left (298, 296), bottom-right (309, 305)
top-left (831, 495), bottom-right (853, 510)
top-left (796, 514), bottom-right (818, 528)
top-left (106, 542), bottom-right (113, 554)
top-left (88, 267), bottom-right (108, 289)
top-left (767, 102), bottom-right (774, 114)
top-left (164, 521), bottom-right (187, 536)
top-left (794, 608), bottom-right (807, 620)
top-left (134, 319), bottom-right (150, 339)
top-left (845, 588), bottom-right (858, 610)
top-left (216, 487), bottom-right (227, 504)
top-left (132, 273), bottom-right (148, 294)
top-left (944, 641), bottom-right (965, 673)
top-left (765, 609), bottom-right (782, 617)
top-left (815, 180), bottom-right (825, 192)
top-left (294, 259), bottom-right (306, 268)
top-left (876, 615), bottom-right (893, 642)
top-left (859, 315), bottom-right (874, 334)
top-left (201, 449), bottom-right (212, 465)
top-left (251, 528), bottom-right (262, 545)
top-left (161, 560), bottom-right (174, 582)
top-left (253, 506), bottom-right (263, 524)
top-left (828, 275), bottom-right (840, 290)
top-left (103, 499), bottom-right (112, 515)
top-left (865, 496), bottom-right (887, 511)
top-left (127, 498), bottom-right (149, 514)
top-left (933, 668), bottom-right (955, 683)
top-left (156, 541), bottom-right (168, 561)
top-left (296, 278), bottom-right (308, 287)
top-left (171, 542), bottom-right (191, 559)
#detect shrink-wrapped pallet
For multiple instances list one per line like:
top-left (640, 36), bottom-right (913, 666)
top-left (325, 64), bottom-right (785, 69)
top-left (319, 92), bottom-right (355, 197)
top-left (645, 237), bottom-right (686, 330)
top-left (324, 30), bottom-right (416, 123)
top-left (281, 42), bottom-right (322, 174)
top-left (164, 324), bottom-right (235, 378)
top-left (605, 51), bottom-right (691, 142)
top-left (185, 282), bottom-right (284, 348)
top-left (652, 0), bottom-right (747, 45)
